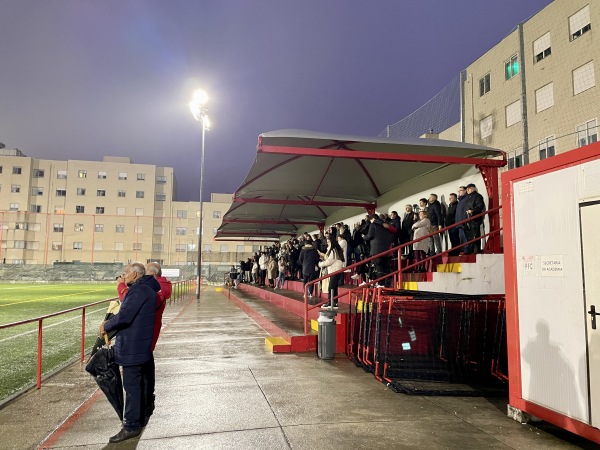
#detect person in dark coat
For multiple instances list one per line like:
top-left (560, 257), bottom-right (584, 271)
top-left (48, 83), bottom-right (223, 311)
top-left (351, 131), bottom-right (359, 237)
top-left (298, 238), bottom-right (320, 297)
top-left (427, 194), bottom-right (443, 254)
top-left (455, 186), bottom-right (469, 253)
top-left (363, 214), bottom-right (393, 286)
top-left (462, 183), bottom-right (486, 253)
top-left (100, 262), bottom-right (160, 443)
top-left (389, 211), bottom-right (401, 246)
top-left (445, 193), bottom-right (460, 255)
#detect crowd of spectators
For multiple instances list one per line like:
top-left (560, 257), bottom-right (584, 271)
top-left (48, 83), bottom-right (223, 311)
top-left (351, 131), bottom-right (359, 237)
top-left (228, 183), bottom-right (486, 291)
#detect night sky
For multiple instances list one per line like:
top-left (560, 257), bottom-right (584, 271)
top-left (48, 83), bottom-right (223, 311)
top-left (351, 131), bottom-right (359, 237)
top-left (0, 0), bottom-right (551, 201)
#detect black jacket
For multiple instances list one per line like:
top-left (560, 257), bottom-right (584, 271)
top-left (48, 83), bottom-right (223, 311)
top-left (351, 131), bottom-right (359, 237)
top-left (104, 275), bottom-right (160, 366)
top-left (298, 244), bottom-right (320, 276)
top-left (428, 200), bottom-right (443, 227)
top-left (463, 192), bottom-right (486, 224)
top-left (446, 201), bottom-right (458, 226)
top-left (363, 220), bottom-right (393, 256)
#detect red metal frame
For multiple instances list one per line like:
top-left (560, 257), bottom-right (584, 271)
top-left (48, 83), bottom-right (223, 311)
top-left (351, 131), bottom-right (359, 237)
top-left (232, 196), bottom-right (376, 209)
top-left (502, 141), bottom-right (600, 445)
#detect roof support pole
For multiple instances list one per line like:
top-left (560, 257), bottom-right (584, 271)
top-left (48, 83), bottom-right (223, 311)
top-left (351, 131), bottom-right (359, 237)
top-left (478, 164), bottom-right (501, 253)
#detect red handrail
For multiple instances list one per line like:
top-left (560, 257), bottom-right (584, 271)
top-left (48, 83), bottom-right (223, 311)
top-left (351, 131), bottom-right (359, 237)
top-left (303, 206), bottom-right (502, 333)
top-left (0, 279), bottom-right (195, 391)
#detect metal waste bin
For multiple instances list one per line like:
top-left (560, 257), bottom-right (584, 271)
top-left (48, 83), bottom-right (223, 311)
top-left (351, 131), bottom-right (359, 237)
top-left (317, 310), bottom-right (336, 360)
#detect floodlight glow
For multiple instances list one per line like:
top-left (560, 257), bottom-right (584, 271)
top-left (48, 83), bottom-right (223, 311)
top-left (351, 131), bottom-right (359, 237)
top-left (192, 90), bottom-right (208, 106)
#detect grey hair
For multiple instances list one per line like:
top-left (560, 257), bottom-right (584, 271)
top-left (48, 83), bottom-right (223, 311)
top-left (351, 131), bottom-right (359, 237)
top-left (129, 262), bottom-right (146, 277)
top-left (146, 262), bottom-right (162, 276)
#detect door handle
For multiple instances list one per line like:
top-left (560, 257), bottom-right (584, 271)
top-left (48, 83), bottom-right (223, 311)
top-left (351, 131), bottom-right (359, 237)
top-left (588, 305), bottom-right (600, 330)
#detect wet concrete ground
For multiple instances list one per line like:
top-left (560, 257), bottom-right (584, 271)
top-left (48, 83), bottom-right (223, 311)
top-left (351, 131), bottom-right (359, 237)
top-left (0, 286), bottom-right (596, 449)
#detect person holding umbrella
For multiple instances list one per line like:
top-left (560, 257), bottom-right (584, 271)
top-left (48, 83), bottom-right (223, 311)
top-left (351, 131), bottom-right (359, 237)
top-left (98, 262), bottom-right (160, 443)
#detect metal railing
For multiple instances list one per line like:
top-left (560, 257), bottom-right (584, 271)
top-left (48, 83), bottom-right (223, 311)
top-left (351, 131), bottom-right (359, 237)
top-left (303, 207), bottom-right (502, 333)
top-left (0, 279), bottom-right (195, 392)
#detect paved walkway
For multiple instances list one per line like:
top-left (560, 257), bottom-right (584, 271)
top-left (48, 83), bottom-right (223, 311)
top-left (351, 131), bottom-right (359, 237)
top-left (0, 287), bottom-right (595, 449)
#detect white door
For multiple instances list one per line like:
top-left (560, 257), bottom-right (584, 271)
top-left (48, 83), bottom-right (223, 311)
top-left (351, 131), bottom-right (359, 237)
top-left (580, 202), bottom-right (600, 426)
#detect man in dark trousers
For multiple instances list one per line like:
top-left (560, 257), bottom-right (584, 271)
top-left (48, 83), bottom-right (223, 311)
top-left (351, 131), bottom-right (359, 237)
top-left (463, 183), bottom-right (486, 253)
top-left (298, 237), bottom-right (320, 297)
top-left (445, 193), bottom-right (460, 255)
top-left (427, 193), bottom-right (444, 255)
top-left (363, 213), bottom-right (393, 287)
top-left (99, 262), bottom-right (160, 443)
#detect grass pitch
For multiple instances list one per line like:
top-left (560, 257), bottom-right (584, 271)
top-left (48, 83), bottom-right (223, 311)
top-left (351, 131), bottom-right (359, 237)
top-left (0, 284), bottom-right (119, 402)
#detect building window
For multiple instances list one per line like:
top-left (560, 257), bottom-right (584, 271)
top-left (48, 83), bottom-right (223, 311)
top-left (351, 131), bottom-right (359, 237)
top-left (577, 119), bottom-right (598, 147)
top-left (95, 224), bottom-right (104, 232)
top-left (535, 83), bottom-right (554, 113)
top-left (118, 172), bottom-right (128, 180)
top-left (13, 167), bottom-right (22, 174)
top-left (97, 189), bottom-right (106, 197)
top-left (115, 242), bottom-right (124, 251)
top-left (52, 242), bottom-right (62, 250)
top-left (76, 188), bottom-right (86, 195)
top-left (212, 227), bottom-right (218, 235)
top-left (573, 61), bottom-right (595, 96)
top-left (176, 227), bottom-right (187, 236)
top-left (118, 190), bottom-right (126, 198)
top-left (78, 170), bottom-right (87, 178)
top-left (116, 207), bottom-right (125, 215)
top-left (133, 243), bottom-right (142, 251)
top-left (505, 99), bottom-right (521, 127)
top-left (508, 147), bottom-right (523, 170)
top-left (30, 205), bottom-right (42, 213)
top-left (213, 211), bottom-right (221, 219)
top-left (533, 32), bottom-right (551, 63)
top-left (155, 193), bottom-right (166, 201)
top-left (203, 244), bottom-right (212, 252)
top-left (57, 170), bottom-right (67, 179)
top-left (479, 73), bottom-right (490, 97)
top-left (219, 244), bottom-right (229, 253)
top-left (136, 191), bottom-right (144, 198)
top-left (236, 245), bottom-right (245, 253)
top-left (134, 225), bottom-right (143, 233)
top-left (33, 169), bottom-right (45, 178)
top-left (9, 203), bottom-right (19, 211)
top-left (539, 136), bottom-right (556, 160)
top-left (137, 173), bottom-right (145, 181)
top-left (73, 242), bottom-right (83, 250)
top-left (505, 54), bottom-right (519, 80)
top-left (53, 224), bottom-right (64, 232)
top-left (98, 171), bottom-right (107, 179)
top-left (156, 175), bottom-right (167, 184)
top-left (94, 242), bottom-right (103, 251)
top-left (115, 225), bottom-right (125, 233)
top-left (96, 207), bottom-right (105, 214)
top-left (188, 243), bottom-right (197, 251)
top-left (570, 5), bottom-right (591, 41)
top-left (135, 208), bottom-right (144, 216)
top-left (56, 189), bottom-right (67, 197)
top-left (0, 166), bottom-right (2, 173)
top-left (176, 210), bottom-right (187, 219)
top-left (175, 244), bottom-right (186, 252)
top-left (32, 187), bottom-right (43, 196)
top-left (75, 224), bottom-right (85, 232)
top-left (14, 240), bottom-right (25, 249)
top-left (76, 205), bottom-right (85, 213)
top-left (54, 206), bottom-right (65, 215)
top-left (479, 115), bottom-right (493, 139)
top-left (11, 185), bottom-right (20, 193)
top-left (153, 226), bottom-right (164, 235)
top-left (153, 244), bottom-right (164, 252)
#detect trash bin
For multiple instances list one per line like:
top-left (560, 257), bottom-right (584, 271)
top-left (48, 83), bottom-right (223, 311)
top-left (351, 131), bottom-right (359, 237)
top-left (317, 310), bottom-right (337, 360)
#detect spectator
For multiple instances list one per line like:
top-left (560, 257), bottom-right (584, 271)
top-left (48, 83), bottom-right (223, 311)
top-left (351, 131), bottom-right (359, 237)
top-left (445, 193), bottom-right (460, 255)
top-left (428, 193), bottom-right (444, 254)
top-left (363, 213), bottom-right (393, 287)
top-left (275, 257), bottom-right (286, 289)
top-left (298, 238), bottom-right (320, 298)
top-left (99, 262), bottom-right (160, 443)
top-left (318, 236), bottom-right (345, 308)
top-left (455, 186), bottom-right (469, 253)
top-left (463, 183), bottom-right (486, 253)
top-left (389, 211), bottom-right (401, 246)
top-left (258, 251), bottom-right (268, 287)
top-left (267, 254), bottom-right (277, 288)
top-left (412, 211), bottom-right (432, 272)
top-left (336, 234), bottom-right (348, 267)
top-left (400, 204), bottom-right (417, 249)
top-left (229, 265), bottom-right (239, 288)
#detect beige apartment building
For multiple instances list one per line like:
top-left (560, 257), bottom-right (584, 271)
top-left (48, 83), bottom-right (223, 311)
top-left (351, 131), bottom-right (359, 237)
top-left (462, 0), bottom-right (598, 168)
top-left (0, 149), bottom-right (253, 265)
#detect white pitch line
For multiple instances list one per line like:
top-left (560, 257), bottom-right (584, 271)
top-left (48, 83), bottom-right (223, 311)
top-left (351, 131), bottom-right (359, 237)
top-left (0, 306), bottom-right (107, 343)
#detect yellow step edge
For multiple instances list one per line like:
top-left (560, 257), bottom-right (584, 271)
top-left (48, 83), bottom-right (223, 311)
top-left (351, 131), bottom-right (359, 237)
top-left (436, 263), bottom-right (462, 273)
top-left (401, 281), bottom-right (419, 291)
top-left (310, 319), bottom-right (318, 332)
top-left (265, 336), bottom-right (290, 351)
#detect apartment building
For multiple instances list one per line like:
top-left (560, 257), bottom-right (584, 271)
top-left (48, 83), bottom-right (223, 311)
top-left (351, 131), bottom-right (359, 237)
top-left (462, 0), bottom-right (598, 168)
top-left (0, 149), bottom-right (252, 265)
